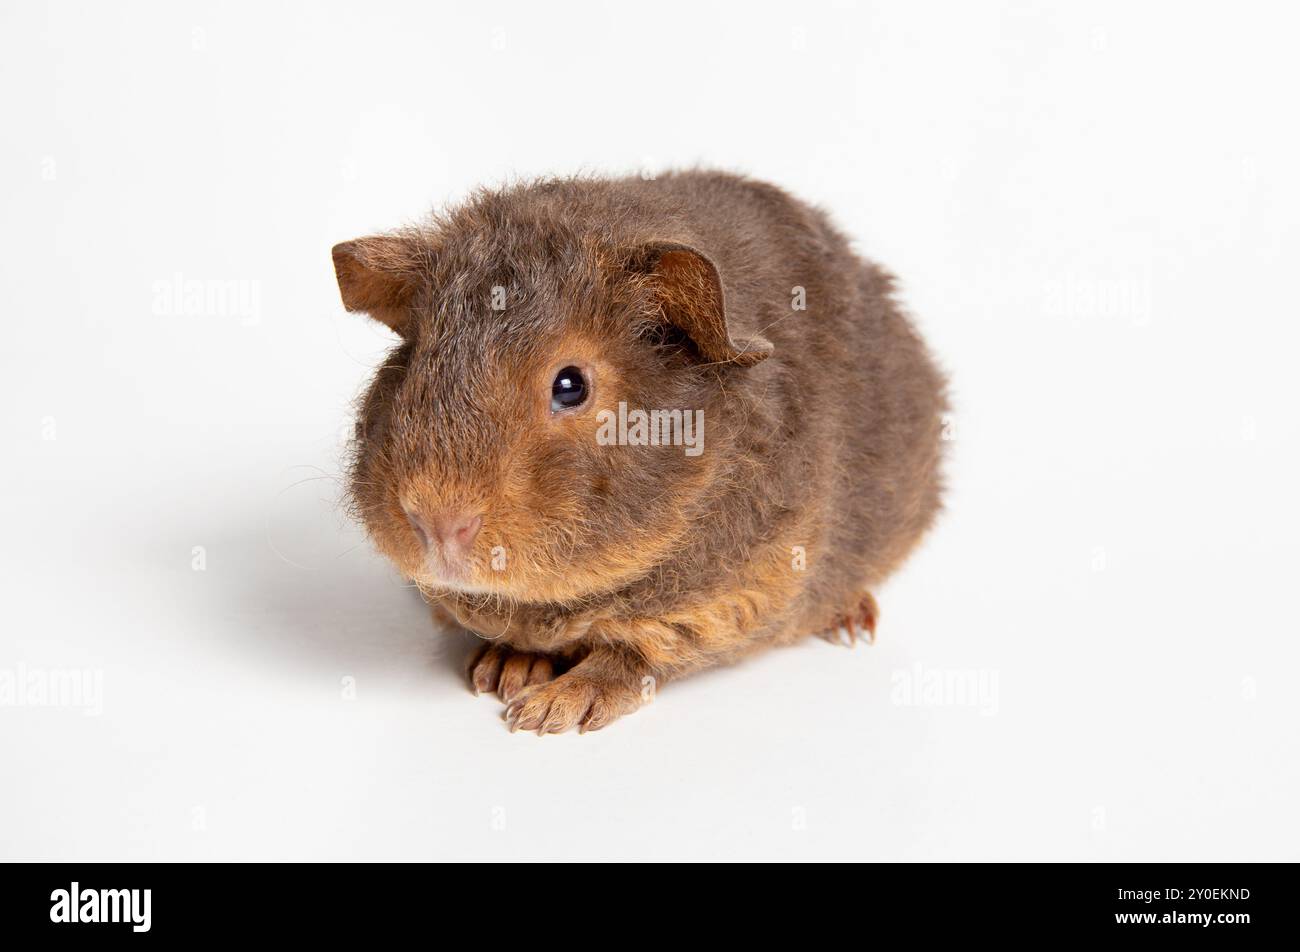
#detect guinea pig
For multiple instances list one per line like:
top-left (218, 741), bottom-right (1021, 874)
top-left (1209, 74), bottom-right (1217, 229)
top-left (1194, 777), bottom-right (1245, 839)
top-left (331, 170), bottom-right (948, 734)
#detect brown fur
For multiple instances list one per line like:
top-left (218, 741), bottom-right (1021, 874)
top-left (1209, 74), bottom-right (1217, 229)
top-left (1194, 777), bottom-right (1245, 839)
top-left (332, 170), bottom-right (948, 733)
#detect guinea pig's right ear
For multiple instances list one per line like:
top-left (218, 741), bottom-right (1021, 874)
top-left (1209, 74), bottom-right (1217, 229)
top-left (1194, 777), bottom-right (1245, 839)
top-left (634, 241), bottom-right (773, 368)
top-left (331, 233), bottom-right (431, 337)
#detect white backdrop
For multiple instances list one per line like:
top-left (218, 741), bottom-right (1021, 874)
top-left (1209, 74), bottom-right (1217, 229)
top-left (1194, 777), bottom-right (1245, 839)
top-left (2, 0), bottom-right (1297, 861)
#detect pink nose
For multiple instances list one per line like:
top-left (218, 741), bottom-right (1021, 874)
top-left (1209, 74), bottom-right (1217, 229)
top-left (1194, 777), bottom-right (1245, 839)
top-left (405, 507), bottom-right (482, 557)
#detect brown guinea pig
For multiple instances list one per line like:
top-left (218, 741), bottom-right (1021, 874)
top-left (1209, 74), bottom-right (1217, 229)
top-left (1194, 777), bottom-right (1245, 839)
top-left (332, 170), bottom-right (948, 734)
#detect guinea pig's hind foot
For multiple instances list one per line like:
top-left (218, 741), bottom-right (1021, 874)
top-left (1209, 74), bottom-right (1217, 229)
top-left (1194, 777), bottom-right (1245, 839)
top-left (817, 592), bottom-right (879, 647)
top-left (468, 642), bottom-right (559, 702)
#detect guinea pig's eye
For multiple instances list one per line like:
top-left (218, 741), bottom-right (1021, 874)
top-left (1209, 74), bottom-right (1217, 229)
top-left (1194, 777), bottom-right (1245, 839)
top-left (550, 366), bottom-right (588, 412)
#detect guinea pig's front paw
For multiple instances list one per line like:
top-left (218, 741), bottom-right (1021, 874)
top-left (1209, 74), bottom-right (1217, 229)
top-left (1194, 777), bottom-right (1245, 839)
top-left (468, 642), bottom-right (558, 702)
top-left (503, 668), bottom-right (644, 735)
top-left (504, 675), bottom-right (640, 735)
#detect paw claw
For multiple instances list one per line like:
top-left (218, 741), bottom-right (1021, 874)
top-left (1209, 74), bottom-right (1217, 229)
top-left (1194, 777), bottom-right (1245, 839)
top-left (819, 593), bottom-right (879, 647)
top-left (468, 643), bottom-right (505, 695)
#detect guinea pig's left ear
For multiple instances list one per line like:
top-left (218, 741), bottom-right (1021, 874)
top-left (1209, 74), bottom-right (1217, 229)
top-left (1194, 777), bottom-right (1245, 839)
top-left (637, 241), bottom-right (773, 367)
top-left (331, 231), bottom-right (432, 337)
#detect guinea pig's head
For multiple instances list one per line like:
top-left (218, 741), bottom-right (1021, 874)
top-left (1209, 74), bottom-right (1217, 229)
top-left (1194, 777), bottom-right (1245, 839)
top-left (332, 214), bottom-right (771, 604)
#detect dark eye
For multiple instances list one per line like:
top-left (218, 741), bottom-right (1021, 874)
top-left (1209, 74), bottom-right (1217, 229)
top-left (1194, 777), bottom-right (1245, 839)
top-left (550, 366), bottom-right (588, 411)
